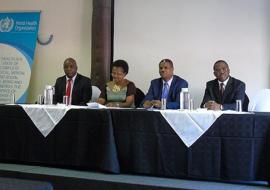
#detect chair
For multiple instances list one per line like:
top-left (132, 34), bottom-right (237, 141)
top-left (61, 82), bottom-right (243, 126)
top-left (91, 86), bottom-right (101, 102)
top-left (134, 88), bottom-right (145, 108)
top-left (248, 89), bottom-right (270, 112)
top-left (242, 94), bottom-right (249, 112)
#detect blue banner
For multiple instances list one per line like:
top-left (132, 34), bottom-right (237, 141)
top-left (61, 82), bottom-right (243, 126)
top-left (0, 11), bottom-right (40, 103)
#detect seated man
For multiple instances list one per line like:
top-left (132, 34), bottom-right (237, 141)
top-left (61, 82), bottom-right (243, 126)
top-left (201, 60), bottom-right (246, 110)
top-left (53, 57), bottom-right (92, 105)
top-left (142, 59), bottom-right (188, 109)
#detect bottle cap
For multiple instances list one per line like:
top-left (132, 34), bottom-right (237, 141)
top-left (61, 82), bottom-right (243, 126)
top-left (181, 88), bottom-right (188, 92)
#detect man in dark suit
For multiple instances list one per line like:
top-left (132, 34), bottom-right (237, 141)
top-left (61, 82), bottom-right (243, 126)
top-left (201, 60), bottom-right (247, 110)
top-left (53, 58), bottom-right (92, 105)
top-left (142, 59), bottom-right (188, 109)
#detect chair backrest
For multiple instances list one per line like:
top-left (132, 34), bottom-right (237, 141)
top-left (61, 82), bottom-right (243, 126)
top-left (91, 86), bottom-right (101, 102)
top-left (248, 89), bottom-right (270, 112)
top-left (134, 88), bottom-right (145, 108)
top-left (242, 93), bottom-right (249, 112)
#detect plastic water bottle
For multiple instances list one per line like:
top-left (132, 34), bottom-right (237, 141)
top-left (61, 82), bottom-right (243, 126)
top-left (44, 85), bottom-right (55, 105)
top-left (180, 88), bottom-right (190, 110)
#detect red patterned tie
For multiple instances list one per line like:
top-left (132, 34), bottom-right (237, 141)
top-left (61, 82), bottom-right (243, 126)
top-left (66, 79), bottom-right (72, 98)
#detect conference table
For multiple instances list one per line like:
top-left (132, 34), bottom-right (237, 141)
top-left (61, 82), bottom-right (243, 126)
top-left (0, 104), bottom-right (269, 183)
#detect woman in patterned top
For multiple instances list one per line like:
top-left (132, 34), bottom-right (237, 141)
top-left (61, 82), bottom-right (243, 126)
top-left (97, 59), bottom-right (136, 108)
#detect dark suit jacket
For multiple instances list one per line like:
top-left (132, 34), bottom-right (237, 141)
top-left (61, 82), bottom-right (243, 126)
top-left (142, 75), bottom-right (188, 109)
top-left (200, 77), bottom-right (246, 110)
top-left (53, 73), bottom-right (92, 105)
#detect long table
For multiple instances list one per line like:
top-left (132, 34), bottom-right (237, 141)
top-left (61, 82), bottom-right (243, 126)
top-left (111, 109), bottom-right (270, 181)
top-left (0, 105), bottom-right (269, 182)
top-left (0, 105), bottom-right (119, 173)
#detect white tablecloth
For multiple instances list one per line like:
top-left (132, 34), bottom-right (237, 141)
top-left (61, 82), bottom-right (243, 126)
top-left (20, 104), bottom-right (86, 137)
top-left (158, 109), bottom-right (251, 147)
top-left (19, 104), bottom-right (251, 145)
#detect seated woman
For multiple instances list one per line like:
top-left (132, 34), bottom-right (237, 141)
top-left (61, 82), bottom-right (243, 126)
top-left (97, 59), bottom-right (136, 108)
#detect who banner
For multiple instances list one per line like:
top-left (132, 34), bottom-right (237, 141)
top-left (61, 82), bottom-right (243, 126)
top-left (0, 11), bottom-right (40, 103)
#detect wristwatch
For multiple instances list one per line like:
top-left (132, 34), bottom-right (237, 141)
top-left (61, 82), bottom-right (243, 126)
top-left (220, 105), bottom-right (223, 110)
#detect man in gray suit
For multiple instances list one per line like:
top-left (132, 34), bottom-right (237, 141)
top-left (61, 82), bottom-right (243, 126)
top-left (53, 58), bottom-right (92, 105)
top-left (201, 60), bottom-right (247, 111)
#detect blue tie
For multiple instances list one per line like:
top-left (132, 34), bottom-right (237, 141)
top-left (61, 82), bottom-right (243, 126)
top-left (162, 82), bottom-right (169, 99)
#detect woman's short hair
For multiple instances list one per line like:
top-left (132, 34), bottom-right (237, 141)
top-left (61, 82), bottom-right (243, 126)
top-left (112, 59), bottom-right (129, 74)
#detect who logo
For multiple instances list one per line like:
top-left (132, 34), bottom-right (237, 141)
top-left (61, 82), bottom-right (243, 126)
top-left (0, 17), bottom-right (14, 32)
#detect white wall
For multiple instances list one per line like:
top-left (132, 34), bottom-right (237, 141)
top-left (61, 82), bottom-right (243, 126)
top-left (1, 0), bottom-right (269, 105)
top-left (114, 0), bottom-right (270, 107)
top-left (0, 0), bottom-right (92, 103)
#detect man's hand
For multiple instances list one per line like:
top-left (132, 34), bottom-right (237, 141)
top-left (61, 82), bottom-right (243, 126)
top-left (151, 100), bottom-right (162, 108)
top-left (143, 100), bottom-right (162, 108)
top-left (143, 100), bottom-right (153, 108)
top-left (205, 101), bottom-right (222, 110)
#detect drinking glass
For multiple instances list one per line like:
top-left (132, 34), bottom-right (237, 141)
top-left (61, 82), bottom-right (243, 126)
top-left (236, 99), bottom-right (242, 112)
top-left (10, 93), bottom-right (15, 104)
top-left (37, 94), bottom-right (43, 104)
top-left (189, 99), bottom-right (194, 110)
top-left (63, 95), bottom-right (69, 106)
top-left (161, 98), bottom-right (167, 110)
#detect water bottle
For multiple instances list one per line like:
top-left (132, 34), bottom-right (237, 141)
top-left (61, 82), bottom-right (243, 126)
top-left (44, 85), bottom-right (54, 105)
top-left (180, 88), bottom-right (190, 110)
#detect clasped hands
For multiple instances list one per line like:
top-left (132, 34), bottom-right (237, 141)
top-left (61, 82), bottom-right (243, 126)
top-left (143, 100), bottom-right (162, 109)
top-left (106, 102), bottom-right (120, 107)
top-left (204, 100), bottom-right (222, 110)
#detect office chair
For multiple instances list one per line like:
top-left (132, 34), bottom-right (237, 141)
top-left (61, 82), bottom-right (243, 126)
top-left (248, 89), bottom-right (270, 112)
top-left (91, 86), bottom-right (101, 102)
top-left (134, 88), bottom-right (145, 108)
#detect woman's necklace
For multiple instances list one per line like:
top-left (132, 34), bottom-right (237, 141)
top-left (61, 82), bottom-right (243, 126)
top-left (112, 83), bottom-right (121, 92)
